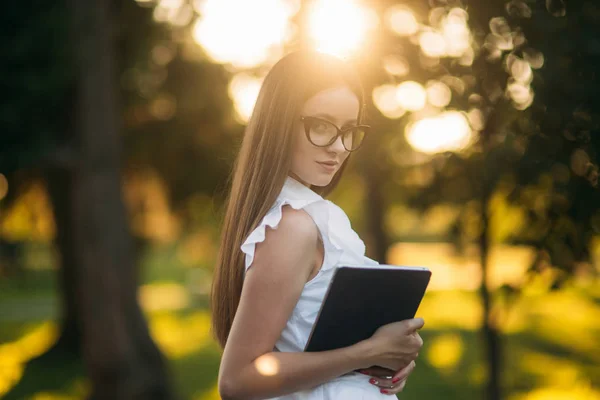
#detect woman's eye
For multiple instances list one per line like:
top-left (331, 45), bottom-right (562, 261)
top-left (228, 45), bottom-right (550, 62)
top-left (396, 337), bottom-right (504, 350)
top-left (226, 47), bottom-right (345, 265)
top-left (313, 122), bottom-right (329, 133)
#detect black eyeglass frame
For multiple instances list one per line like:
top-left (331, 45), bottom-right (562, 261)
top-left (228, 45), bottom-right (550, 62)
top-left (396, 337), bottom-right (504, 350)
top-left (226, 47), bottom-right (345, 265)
top-left (299, 116), bottom-right (370, 152)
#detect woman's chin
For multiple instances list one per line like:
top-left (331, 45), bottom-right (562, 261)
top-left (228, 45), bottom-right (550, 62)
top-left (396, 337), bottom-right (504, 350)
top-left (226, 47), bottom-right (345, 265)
top-left (311, 173), bottom-right (335, 187)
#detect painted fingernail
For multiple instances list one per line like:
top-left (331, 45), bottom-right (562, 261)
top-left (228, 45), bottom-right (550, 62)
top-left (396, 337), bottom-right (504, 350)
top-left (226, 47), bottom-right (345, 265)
top-left (369, 378), bottom-right (378, 384)
top-left (358, 370), bottom-right (369, 375)
top-left (381, 389), bottom-right (389, 394)
top-left (392, 377), bottom-right (400, 383)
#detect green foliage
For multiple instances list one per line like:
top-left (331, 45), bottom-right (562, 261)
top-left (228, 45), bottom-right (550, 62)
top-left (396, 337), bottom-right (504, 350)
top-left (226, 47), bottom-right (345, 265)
top-left (380, 0), bottom-right (600, 279)
top-left (509, 0), bottom-right (600, 275)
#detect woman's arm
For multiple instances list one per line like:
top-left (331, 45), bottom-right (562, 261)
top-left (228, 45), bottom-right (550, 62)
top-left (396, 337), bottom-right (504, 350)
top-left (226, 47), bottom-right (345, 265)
top-left (220, 340), bottom-right (374, 400)
top-left (218, 206), bottom-right (374, 400)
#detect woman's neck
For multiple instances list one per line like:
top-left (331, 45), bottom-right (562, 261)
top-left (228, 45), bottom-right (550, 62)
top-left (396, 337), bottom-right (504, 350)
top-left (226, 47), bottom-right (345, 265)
top-left (288, 172), bottom-right (311, 188)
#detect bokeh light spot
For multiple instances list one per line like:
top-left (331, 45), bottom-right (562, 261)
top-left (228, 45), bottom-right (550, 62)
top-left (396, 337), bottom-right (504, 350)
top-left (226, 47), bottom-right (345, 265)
top-left (373, 84), bottom-right (406, 119)
top-left (385, 6), bottom-right (419, 36)
top-left (396, 81), bottom-right (427, 112)
top-left (427, 333), bottom-right (464, 370)
top-left (406, 111), bottom-right (472, 153)
top-left (150, 94), bottom-right (177, 120)
top-left (426, 81), bottom-right (452, 108)
top-left (419, 31), bottom-right (446, 57)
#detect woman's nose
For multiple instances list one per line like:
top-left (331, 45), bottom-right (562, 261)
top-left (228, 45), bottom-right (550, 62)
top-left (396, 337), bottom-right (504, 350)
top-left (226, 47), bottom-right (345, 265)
top-left (328, 135), bottom-right (346, 154)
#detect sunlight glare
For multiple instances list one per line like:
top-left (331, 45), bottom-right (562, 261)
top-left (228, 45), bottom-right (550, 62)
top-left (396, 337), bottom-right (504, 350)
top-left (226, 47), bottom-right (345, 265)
top-left (406, 111), bottom-right (472, 153)
top-left (228, 73), bottom-right (263, 123)
top-left (192, 0), bottom-right (297, 68)
top-left (308, 0), bottom-right (377, 58)
top-left (254, 354), bottom-right (280, 376)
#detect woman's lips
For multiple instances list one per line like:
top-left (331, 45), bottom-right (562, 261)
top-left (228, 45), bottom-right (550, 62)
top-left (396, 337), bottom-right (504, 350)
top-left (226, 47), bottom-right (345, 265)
top-left (317, 161), bottom-right (338, 172)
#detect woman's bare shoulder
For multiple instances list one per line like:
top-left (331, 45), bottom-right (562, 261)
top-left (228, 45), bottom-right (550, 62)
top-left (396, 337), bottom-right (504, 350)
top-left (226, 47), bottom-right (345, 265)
top-left (256, 204), bottom-right (319, 259)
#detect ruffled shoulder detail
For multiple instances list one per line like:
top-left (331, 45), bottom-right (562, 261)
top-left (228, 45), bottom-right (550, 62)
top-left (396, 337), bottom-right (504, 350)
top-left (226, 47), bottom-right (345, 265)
top-left (363, 255), bottom-right (380, 265)
top-left (240, 197), bottom-right (344, 279)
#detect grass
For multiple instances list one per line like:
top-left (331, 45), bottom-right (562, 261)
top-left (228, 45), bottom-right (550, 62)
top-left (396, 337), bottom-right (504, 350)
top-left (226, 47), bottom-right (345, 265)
top-left (1, 243), bottom-right (599, 399)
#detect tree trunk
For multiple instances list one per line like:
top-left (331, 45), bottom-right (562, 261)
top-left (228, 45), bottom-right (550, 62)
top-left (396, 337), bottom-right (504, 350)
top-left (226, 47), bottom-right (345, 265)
top-left (360, 83), bottom-right (389, 263)
top-left (479, 142), bottom-right (502, 400)
top-left (66, 0), bottom-right (172, 398)
top-left (45, 166), bottom-right (82, 356)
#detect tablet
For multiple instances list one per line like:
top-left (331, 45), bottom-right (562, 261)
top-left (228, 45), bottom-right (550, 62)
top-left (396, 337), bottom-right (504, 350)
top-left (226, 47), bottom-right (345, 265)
top-left (304, 265), bottom-right (431, 353)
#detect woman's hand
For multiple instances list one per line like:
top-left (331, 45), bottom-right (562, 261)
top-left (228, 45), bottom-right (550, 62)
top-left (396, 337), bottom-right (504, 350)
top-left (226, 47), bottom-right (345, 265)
top-left (357, 365), bottom-right (395, 378)
top-left (356, 361), bottom-right (416, 395)
top-left (363, 318), bottom-right (424, 372)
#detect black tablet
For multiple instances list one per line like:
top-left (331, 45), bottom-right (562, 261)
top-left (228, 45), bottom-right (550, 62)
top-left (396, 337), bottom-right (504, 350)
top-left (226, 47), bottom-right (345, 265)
top-left (304, 265), bottom-right (431, 353)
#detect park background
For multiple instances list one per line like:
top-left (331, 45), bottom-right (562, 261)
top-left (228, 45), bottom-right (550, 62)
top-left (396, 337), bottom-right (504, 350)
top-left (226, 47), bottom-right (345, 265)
top-left (0, 0), bottom-right (599, 399)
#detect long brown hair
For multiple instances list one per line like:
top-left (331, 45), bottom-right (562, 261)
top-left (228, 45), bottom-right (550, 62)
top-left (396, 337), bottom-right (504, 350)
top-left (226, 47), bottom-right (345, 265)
top-left (211, 50), bottom-right (366, 349)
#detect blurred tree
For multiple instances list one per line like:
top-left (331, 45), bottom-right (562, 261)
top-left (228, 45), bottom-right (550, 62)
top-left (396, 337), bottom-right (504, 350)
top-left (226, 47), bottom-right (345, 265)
top-left (392, 2), bottom-right (600, 400)
top-left (512, 0), bottom-right (600, 265)
top-left (62, 0), bottom-right (172, 397)
top-left (0, 0), bottom-right (176, 398)
top-left (0, 0), bottom-right (82, 359)
top-left (0, 0), bottom-right (236, 376)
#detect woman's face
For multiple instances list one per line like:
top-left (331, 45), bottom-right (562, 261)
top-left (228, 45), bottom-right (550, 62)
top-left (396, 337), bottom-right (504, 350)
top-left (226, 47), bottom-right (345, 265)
top-left (290, 86), bottom-right (360, 187)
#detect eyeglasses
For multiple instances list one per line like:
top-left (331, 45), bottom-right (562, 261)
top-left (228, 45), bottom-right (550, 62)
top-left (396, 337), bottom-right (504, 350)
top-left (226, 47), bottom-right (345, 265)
top-left (299, 116), bottom-right (370, 152)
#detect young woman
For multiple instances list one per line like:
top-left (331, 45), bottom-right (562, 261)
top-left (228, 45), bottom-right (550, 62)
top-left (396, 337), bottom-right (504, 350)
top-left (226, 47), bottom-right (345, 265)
top-left (211, 50), bottom-right (424, 400)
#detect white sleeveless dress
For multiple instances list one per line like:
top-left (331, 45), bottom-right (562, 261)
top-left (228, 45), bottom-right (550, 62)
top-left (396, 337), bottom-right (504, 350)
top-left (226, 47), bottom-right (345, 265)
top-left (240, 176), bottom-right (391, 400)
